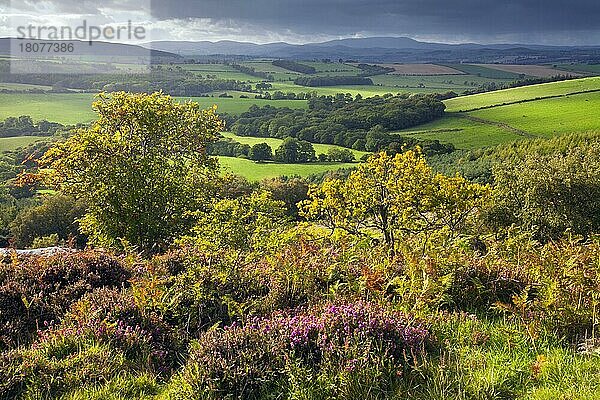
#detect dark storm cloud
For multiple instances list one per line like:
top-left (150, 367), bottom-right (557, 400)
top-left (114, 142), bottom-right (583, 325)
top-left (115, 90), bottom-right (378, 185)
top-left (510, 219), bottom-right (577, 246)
top-left (150, 0), bottom-right (600, 38)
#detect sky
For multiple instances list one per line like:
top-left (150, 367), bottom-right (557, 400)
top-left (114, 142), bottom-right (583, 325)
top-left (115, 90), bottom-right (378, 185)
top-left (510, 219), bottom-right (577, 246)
top-left (1, 0), bottom-right (600, 45)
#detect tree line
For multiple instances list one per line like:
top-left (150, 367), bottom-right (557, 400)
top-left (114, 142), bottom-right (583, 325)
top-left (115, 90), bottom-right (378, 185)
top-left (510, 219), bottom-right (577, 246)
top-left (229, 93), bottom-right (453, 156)
top-left (0, 116), bottom-right (64, 138)
top-left (294, 76), bottom-right (373, 87)
top-left (272, 60), bottom-right (317, 74)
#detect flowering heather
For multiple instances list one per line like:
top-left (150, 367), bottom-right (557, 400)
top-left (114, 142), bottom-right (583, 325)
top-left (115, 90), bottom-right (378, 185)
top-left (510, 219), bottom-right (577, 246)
top-left (177, 301), bottom-right (428, 398)
top-left (262, 301), bottom-right (428, 362)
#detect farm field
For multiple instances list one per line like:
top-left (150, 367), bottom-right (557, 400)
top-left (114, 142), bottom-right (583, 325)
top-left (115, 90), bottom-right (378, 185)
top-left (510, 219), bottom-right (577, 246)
top-left (443, 64), bottom-right (525, 79)
top-left (555, 63), bottom-right (600, 75)
top-left (0, 82), bottom-right (53, 91)
top-left (177, 96), bottom-right (308, 114)
top-left (0, 136), bottom-right (49, 152)
top-left (397, 115), bottom-right (523, 148)
top-left (370, 73), bottom-right (513, 92)
top-left (399, 79), bottom-right (600, 149)
top-left (444, 76), bottom-right (600, 112)
top-left (0, 93), bottom-right (308, 124)
top-left (468, 91), bottom-right (600, 137)
top-left (221, 132), bottom-right (369, 158)
top-left (477, 63), bottom-right (579, 78)
top-left (180, 64), bottom-right (262, 81)
top-left (374, 63), bottom-right (465, 75)
top-left (0, 93), bottom-right (97, 124)
top-left (218, 156), bottom-right (356, 181)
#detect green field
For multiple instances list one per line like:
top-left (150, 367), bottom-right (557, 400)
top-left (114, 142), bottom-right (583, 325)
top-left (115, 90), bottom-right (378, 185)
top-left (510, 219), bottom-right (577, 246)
top-left (221, 132), bottom-right (368, 158)
top-left (397, 115), bottom-right (524, 148)
top-left (218, 156), bottom-right (355, 181)
top-left (444, 64), bottom-right (525, 80)
top-left (0, 93), bottom-right (97, 124)
top-left (0, 136), bottom-right (49, 152)
top-left (0, 93), bottom-right (308, 124)
top-left (398, 79), bottom-right (600, 149)
top-left (181, 64), bottom-right (263, 81)
top-left (469, 91), bottom-right (600, 137)
top-left (444, 76), bottom-right (600, 112)
top-left (0, 82), bottom-right (53, 91)
top-left (554, 64), bottom-right (600, 75)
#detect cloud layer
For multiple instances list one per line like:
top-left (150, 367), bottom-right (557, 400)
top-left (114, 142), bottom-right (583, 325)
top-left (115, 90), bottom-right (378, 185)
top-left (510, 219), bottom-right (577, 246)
top-left (2, 0), bottom-right (600, 45)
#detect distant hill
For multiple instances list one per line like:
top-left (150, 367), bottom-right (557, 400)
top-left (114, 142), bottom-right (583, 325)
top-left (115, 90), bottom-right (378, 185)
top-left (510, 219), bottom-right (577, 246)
top-left (0, 38), bottom-right (180, 60)
top-left (147, 37), bottom-right (600, 64)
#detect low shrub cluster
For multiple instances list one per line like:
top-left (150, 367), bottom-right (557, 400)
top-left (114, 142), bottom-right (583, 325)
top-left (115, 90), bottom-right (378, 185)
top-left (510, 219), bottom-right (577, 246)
top-left (0, 250), bottom-right (130, 349)
top-left (170, 301), bottom-right (428, 399)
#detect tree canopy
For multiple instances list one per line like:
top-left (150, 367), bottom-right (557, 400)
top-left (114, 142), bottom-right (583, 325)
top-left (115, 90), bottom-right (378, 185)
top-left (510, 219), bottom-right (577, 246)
top-left (39, 92), bottom-right (224, 252)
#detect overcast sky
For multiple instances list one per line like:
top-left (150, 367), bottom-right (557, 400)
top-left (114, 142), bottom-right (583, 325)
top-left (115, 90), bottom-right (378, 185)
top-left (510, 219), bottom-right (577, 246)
top-left (1, 0), bottom-right (599, 45)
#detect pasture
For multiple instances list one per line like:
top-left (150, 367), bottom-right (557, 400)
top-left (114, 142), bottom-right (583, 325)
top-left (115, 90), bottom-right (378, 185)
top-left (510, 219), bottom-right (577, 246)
top-left (218, 156), bottom-right (356, 181)
top-left (0, 136), bottom-right (49, 153)
top-left (0, 82), bottom-right (53, 91)
top-left (443, 64), bottom-right (524, 80)
top-left (375, 63), bottom-right (464, 75)
top-left (468, 91), bottom-right (600, 137)
top-left (0, 93), bottom-right (308, 124)
top-left (399, 79), bottom-right (600, 149)
top-left (398, 115), bottom-right (523, 149)
top-left (554, 64), bottom-right (600, 75)
top-left (444, 76), bottom-right (600, 112)
top-left (221, 132), bottom-right (369, 158)
top-left (476, 63), bottom-right (578, 78)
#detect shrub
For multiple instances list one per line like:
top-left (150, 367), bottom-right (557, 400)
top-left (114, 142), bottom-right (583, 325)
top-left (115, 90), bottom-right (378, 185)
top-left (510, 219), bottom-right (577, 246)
top-left (0, 250), bottom-right (130, 349)
top-left (170, 301), bottom-right (428, 399)
top-left (9, 194), bottom-right (86, 248)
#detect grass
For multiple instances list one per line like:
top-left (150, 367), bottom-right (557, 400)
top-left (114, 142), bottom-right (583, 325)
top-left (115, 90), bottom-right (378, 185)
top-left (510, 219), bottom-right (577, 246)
top-left (444, 77), bottom-right (600, 112)
top-left (268, 82), bottom-right (407, 97)
top-left (177, 96), bottom-right (308, 115)
top-left (220, 132), bottom-right (368, 158)
top-left (0, 82), bottom-right (53, 91)
top-left (0, 93), bottom-right (308, 124)
top-left (218, 156), bottom-right (356, 181)
top-left (0, 136), bottom-right (49, 152)
top-left (400, 80), bottom-right (600, 149)
top-left (397, 115), bottom-right (524, 149)
top-left (444, 64), bottom-right (525, 79)
top-left (555, 64), bottom-right (600, 75)
top-left (0, 93), bottom-right (98, 124)
top-left (468, 91), bottom-right (600, 137)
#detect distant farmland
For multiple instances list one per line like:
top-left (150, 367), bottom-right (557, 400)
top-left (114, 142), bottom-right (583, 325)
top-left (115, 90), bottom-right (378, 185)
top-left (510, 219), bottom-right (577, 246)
top-left (218, 156), bottom-right (356, 181)
top-left (477, 64), bottom-right (582, 78)
top-left (0, 136), bottom-right (49, 153)
top-left (0, 93), bottom-right (308, 124)
top-left (444, 76), bottom-right (600, 112)
top-left (371, 63), bottom-right (465, 75)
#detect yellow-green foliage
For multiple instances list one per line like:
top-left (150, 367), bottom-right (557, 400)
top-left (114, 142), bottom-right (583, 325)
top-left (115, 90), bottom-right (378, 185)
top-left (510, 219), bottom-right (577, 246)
top-left (302, 150), bottom-right (489, 246)
top-left (38, 92), bottom-right (224, 252)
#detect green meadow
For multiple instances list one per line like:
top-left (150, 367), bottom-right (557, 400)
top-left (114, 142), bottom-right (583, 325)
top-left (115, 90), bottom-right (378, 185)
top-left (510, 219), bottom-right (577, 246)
top-left (218, 156), bottom-right (356, 181)
top-left (0, 136), bottom-right (49, 152)
top-left (398, 115), bottom-right (524, 149)
top-left (0, 93), bottom-right (308, 124)
top-left (469, 91), bottom-right (600, 137)
top-left (444, 76), bottom-right (600, 112)
top-left (396, 79), bottom-right (600, 149)
top-left (221, 132), bottom-right (368, 158)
